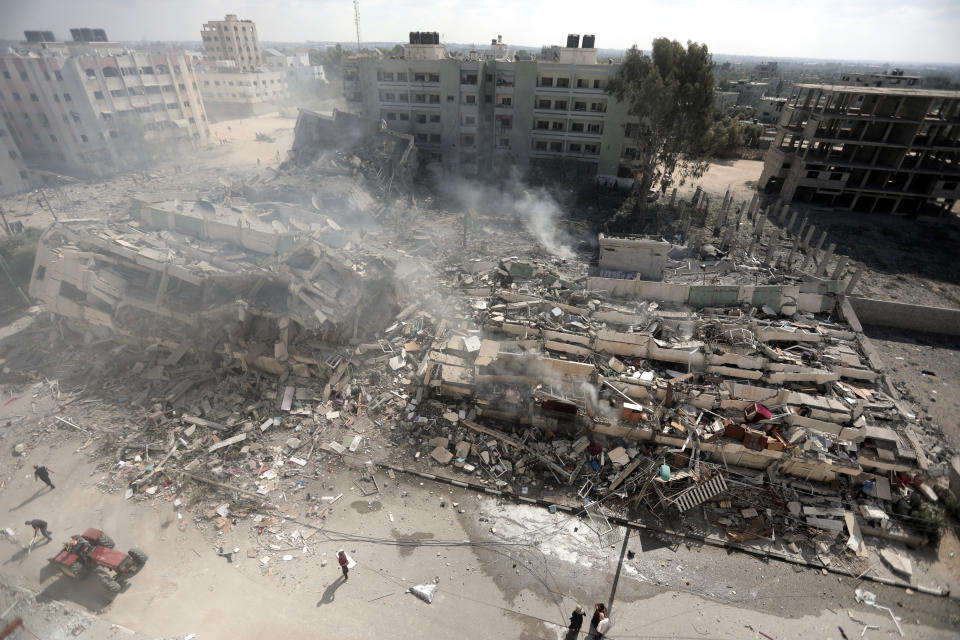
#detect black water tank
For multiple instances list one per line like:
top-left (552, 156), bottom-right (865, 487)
top-left (582, 34), bottom-right (595, 48)
top-left (409, 32), bottom-right (419, 44)
top-left (566, 34), bottom-right (580, 48)
top-left (92, 28), bottom-right (108, 41)
top-left (24, 31), bottom-right (44, 42)
top-left (431, 32), bottom-right (440, 44)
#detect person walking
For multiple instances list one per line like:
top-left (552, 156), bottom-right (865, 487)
top-left (26, 519), bottom-right (52, 541)
top-left (595, 612), bottom-right (610, 639)
top-left (568, 605), bottom-right (585, 632)
top-left (34, 465), bottom-right (54, 490)
top-left (337, 549), bottom-right (350, 581)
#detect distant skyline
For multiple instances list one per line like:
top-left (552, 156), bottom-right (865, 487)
top-left (4, 0), bottom-right (960, 64)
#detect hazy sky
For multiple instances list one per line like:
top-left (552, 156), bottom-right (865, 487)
top-left (4, 0), bottom-right (960, 64)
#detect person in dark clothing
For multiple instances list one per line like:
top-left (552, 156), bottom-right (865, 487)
top-left (34, 465), bottom-right (54, 489)
top-left (337, 549), bottom-right (349, 581)
top-left (26, 519), bottom-right (52, 540)
top-left (568, 605), bottom-right (585, 631)
top-left (589, 603), bottom-right (606, 636)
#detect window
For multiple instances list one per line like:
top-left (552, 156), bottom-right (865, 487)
top-left (464, 94), bottom-right (476, 104)
top-left (12, 92), bottom-right (21, 101)
top-left (103, 67), bottom-right (120, 78)
top-left (386, 112), bottom-right (397, 120)
top-left (428, 74), bottom-right (439, 82)
top-left (549, 141), bottom-right (563, 152)
top-left (445, 95), bottom-right (453, 102)
top-left (416, 114), bottom-right (427, 124)
top-left (183, 101), bottom-right (190, 107)
top-left (584, 144), bottom-right (599, 155)
top-left (498, 138), bottom-right (509, 147)
top-left (556, 77), bottom-right (569, 88)
top-left (461, 134), bottom-right (475, 145)
top-left (464, 116), bottom-right (475, 125)
top-left (429, 133), bottom-right (441, 143)
top-left (384, 92), bottom-right (396, 101)
top-left (416, 133), bottom-right (427, 142)
top-left (429, 114), bottom-right (440, 123)
top-left (20, 71), bottom-right (28, 81)
top-left (554, 101), bottom-right (567, 110)
top-left (399, 112), bottom-right (409, 121)
top-left (396, 72), bottom-right (407, 81)
top-left (110, 89), bottom-right (124, 97)
top-left (71, 113), bottom-right (81, 123)
top-left (590, 102), bottom-right (606, 112)
top-left (94, 91), bottom-right (104, 99)
top-left (178, 83), bottom-right (186, 90)
top-left (536, 120), bottom-right (549, 130)
top-left (8, 150), bottom-right (17, 160)
top-left (568, 143), bottom-right (582, 153)
top-left (574, 101), bottom-right (586, 111)
top-left (414, 73), bottom-right (426, 82)
top-left (430, 95), bottom-right (441, 104)
top-left (80, 134), bottom-right (88, 142)
top-left (540, 77), bottom-right (553, 87)
top-left (806, 170), bottom-right (819, 178)
top-left (587, 123), bottom-right (602, 134)
top-left (552, 121), bottom-right (564, 131)
top-left (571, 122), bottom-right (584, 132)
top-left (533, 140), bottom-right (547, 150)
top-left (2, 71), bottom-right (9, 79)
top-left (166, 102), bottom-right (178, 109)
top-left (498, 97), bottom-right (512, 107)
top-left (538, 99), bottom-right (551, 109)
top-left (415, 94), bottom-right (426, 103)
top-left (593, 79), bottom-right (602, 89)
top-left (30, 93), bottom-right (39, 102)
top-left (64, 93), bottom-right (72, 102)
top-left (140, 66), bottom-right (154, 75)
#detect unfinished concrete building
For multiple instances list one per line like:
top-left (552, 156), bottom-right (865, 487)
top-left (200, 14), bottom-right (263, 71)
top-left (760, 84), bottom-right (960, 215)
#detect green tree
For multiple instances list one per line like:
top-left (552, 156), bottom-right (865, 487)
top-left (388, 44), bottom-right (404, 58)
top-left (607, 39), bottom-right (715, 212)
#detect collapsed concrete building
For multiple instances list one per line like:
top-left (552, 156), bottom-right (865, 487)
top-left (26, 196), bottom-right (401, 376)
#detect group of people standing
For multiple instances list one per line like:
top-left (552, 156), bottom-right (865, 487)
top-left (568, 602), bottom-right (611, 639)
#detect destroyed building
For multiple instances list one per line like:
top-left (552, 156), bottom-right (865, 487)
top-left (760, 83), bottom-right (960, 215)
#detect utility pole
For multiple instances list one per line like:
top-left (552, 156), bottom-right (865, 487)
top-left (353, 0), bottom-right (362, 52)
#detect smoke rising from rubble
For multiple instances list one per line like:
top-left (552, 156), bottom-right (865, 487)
top-left (438, 173), bottom-right (575, 260)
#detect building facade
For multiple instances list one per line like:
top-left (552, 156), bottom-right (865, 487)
top-left (0, 116), bottom-right (32, 196)
top-left (342, 33), bottom-right (632, 181)
top-left (838, 70), bottom-right (923, 89)
top-left (0, 36), bottom-right (210, 178)
top-left (197, 67), bottom-right (289, 120)
top-left (200, 14), bottom-right (262, 71)
top-left (759, 83), bottom-right (960, 215)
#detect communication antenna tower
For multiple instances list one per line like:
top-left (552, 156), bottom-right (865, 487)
top-left (353, 0), bottom-right (361, 52)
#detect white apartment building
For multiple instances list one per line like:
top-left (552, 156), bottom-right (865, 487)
top-left (0, 117), bottom-right (32, 196)
top-left (200, 14), bottom-right (263, 71)
top-left (0, 34), bottom-right (210, 178)
top-left (343, 33), bottom-right (632, 181)
top-left (197, 67), bottom-right (290, 120)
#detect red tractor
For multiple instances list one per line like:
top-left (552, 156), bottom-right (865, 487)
top-left (48, 528), bottom-right (147, 593)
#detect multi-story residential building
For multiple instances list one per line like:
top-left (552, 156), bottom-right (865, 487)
top-left (200, 14), bottom-right (262, 71)
top-left (0, 116), bottom-right (32, 196)
top-left (759, 83), bottom-right (960, 215)
top-left (343, 32), bottom-right (632, 181)
top-left (263, 48), bottom-right (326, 98)
top-left (0, 31), bottom-right (210, 178)
top-left (196, 66), bottom-right (289, 120)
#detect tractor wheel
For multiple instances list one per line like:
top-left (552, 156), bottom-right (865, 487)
top-left (97, 533), bottom-right (115, 549)
top-left (96, 569), bottom-right (122, 593)
top-left (128, 547), bottom-right (148, 566)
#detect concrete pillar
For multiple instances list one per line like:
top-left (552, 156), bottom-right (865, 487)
top-left (778, 202), bottom-right (789, 224)
top-left (830, 256), bottom-right (849, 281)
top-left (785, 236), bottom-right (800, 270)
top-left (802, 225), bottom-right (816, 249)
top-left (845, 268), bottom-right (864, 294)
top-left (814, 229), bottom-right (828, 251)
top-left (786, 208), bottom-right (798, 232)
top-left (748, 192), bottom-right (759, 220)
top-left (754, 213), bottom-right (767, 238)
top-left (816, 243), bottom-right (836, 277)
top-left (796, 218), bottom-right (808, 243)
top-left (735, 201), bottom-right (746, 228)
top-left (764, 230), bottom-right (781, 265)
top-left (670, 188), bottom-right (677, 207)
top-left (800, 249), bottom-right (813, 273)
top-left (692, 187), bottom-right (702, 207)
